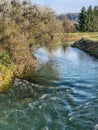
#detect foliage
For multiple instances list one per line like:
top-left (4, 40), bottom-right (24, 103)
top-left (0, 0), bottom-right (62, 46)
top-left (0, 51), bottom-right (15, 91)
top-left (79, 5), bottom-right (97, 32)
top-left (94, 6), bottom-right (98, 31)
top-left (58, 15), bottom-right (76, 33)
top-left (0, 0), bottom-right (63, 75)
top-left (62, 17), bottom-right (76, 33)
top-left (79, 7), bottom-right (86, 31)
top-left (0, 0), bottom-right (63, 91)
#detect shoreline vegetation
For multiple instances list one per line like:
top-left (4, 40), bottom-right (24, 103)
top-left (0, 0), bottom-right (98, 92)
top-left (72, 38), bottom-right (98, 58)
top-left (0, 0), bottom-right (63, 92)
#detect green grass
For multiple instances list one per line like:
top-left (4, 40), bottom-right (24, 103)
top-left (64, 32), bottom-right (98, 41)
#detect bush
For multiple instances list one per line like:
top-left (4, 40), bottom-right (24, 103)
top-left (0, 51), bottom-right (15, 92)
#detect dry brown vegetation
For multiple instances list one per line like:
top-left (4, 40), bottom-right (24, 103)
top-left (0, 0), bottom-right (63, 91)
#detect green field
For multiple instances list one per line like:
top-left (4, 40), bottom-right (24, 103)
top-left (64, 32), bottom-right (98, 41)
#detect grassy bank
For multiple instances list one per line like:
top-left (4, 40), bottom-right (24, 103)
top-left (72, 38), bottom-right (98, 58)
top-left (64, 32), bottom-right (98, 41)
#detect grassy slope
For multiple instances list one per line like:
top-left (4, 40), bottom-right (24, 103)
top-left (64, 32), bottom-right (98, 41)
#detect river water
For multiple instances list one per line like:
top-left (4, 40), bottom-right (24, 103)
top-left (0, 44), bottom-right (98, 130)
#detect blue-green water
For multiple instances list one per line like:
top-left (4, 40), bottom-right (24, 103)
top-left (0, 45), bottom-right (98, 130)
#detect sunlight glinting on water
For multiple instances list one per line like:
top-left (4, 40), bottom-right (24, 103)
top-left (0, 44), bottom-right (98, 130)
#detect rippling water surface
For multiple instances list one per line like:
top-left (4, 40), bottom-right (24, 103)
top-left (0, 44), bottom-right (98, 130)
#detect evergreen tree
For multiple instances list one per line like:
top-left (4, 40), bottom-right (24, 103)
top-left (79, 5), bottom-right (96, 32)
top-left (94, 6), bottom-right (98, 31)
top-left (79, 7), bottom-right (87, 31)
top-left (86, 5), bottom-right (96, 32)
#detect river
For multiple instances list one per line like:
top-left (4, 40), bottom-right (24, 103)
top-left (0, 44), bottom-right (98, 130)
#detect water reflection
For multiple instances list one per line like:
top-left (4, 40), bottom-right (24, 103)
top-left (0, 44), bottom-right (98, 130)
top-left (26, 59), bottom-right (60, 85)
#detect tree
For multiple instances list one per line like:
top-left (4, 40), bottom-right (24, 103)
top-left (79, 7), bottom-right (87, 31)
top-left (94, 6), bottom-right (98, 31)
top-left (86, 5), bottom-right (96, 31)
top-left (79, 6), bottom-right (96, 32)
top-left (0, 0), bottom-right (63, 76)
top-left (62, 16), bottom-right (76, 33)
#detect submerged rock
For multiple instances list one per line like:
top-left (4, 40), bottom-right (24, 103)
top-left (72, 38), bottom-right (98, 58)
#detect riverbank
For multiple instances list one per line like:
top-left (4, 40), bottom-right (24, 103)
top-left (72, 38), bottom-right (98, 58)
top-left (0, 0), bottom-right (62, 92)
top-left (0, 51), bottom-right (15, 91)
top-left (64, 32), bottom-right (98, 41)
top-left (0, 49), bottom-right (36, 92)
